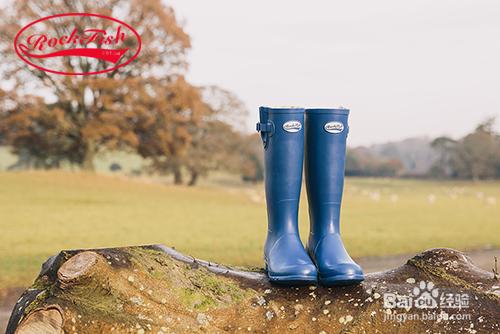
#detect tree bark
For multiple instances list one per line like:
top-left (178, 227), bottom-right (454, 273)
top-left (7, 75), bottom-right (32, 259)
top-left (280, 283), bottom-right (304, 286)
top-left (173, 168), bottom-right (183, 185)
top-left (188, 170), bottom-right (199, 186)
top-left (6, 246), bottom-right (499, 334)
top-left (81, 140), bottom-right (96, 172)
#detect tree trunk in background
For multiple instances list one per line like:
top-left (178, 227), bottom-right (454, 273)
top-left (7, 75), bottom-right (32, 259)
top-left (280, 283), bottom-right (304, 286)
top-left (81, 140), bottom-right (96, 172)
top-left (6, 246), bottom-right (499, 334)
top-left (173, 167), bottom-right (183, 185)
top-left (188, 170), bottom-right (199, 186)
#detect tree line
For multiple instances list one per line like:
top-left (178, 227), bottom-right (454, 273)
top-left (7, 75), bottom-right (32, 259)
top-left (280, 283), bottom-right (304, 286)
top-left (429, 118), bottom-right (500, 180)
top-left (345, 118), bottom-right (500, 180)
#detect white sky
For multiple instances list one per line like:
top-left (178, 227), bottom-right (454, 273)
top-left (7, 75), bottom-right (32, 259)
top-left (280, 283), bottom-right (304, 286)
top-left (167, 0), bottom-right (500, 145)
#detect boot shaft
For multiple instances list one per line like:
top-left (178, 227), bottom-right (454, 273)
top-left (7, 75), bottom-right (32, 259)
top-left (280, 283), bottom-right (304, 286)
top-left (305, 108), bottom-right (349, 236)
top-left (258, 107), bottom-right (304, 235)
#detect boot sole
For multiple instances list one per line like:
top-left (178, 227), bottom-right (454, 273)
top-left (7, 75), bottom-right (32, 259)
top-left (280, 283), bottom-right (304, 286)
top-left (319, 274), bottom-right (364, 287)
top-left (268, 274), bottom-right (318, 286)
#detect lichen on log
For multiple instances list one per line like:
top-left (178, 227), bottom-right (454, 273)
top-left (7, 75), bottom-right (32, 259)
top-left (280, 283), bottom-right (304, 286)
top-left (6, 246), bottom-right (500, 333)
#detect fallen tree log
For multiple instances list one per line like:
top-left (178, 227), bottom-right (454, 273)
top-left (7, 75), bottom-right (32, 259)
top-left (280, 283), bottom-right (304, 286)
top-left (6, 246), bottom-right (500, 333)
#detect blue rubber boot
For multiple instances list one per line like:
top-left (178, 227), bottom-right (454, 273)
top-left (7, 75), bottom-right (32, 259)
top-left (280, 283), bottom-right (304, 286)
top-left (257, 106), bottom-right (317, 285)
top-left (305, 108), bottom-right (364, 286)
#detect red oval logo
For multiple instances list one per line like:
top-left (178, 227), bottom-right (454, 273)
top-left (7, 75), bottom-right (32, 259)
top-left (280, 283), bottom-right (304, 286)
top-left (14, 13), bottom-right (141, 76)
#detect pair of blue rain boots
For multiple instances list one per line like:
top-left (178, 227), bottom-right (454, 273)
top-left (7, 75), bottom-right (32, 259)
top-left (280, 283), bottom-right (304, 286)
top-left (256, 106), bottom-right (364, 286)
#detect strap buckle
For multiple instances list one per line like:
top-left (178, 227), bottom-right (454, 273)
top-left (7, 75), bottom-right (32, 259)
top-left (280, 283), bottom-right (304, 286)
top-left (256, 122), bottom-right (274, 133)
top-left (256, 121), bottom-right (274, 149)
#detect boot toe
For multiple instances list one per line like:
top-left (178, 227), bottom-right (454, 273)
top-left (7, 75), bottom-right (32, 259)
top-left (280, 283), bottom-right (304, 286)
top-left (319, 262), bottom-right (364, 286)
top-left (267, 263), bottom-right (317, 285)
top-left (281, 262), bottom-right (317, 278)
top-left (310, 234), bottom-right (364, 286)
top-left (266, 235), bottom-right (318, 284)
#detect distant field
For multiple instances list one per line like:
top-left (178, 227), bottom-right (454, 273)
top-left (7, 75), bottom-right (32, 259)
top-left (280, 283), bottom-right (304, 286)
top-left (0, 146), bottom-right (145, 173)
top-left (0, 171), bottom-right (499, 288)
top-left (0, 147), bottom-right (16, 171)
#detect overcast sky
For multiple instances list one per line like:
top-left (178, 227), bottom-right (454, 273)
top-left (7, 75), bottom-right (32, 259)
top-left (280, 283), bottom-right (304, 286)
top-left (167, 0), bottom-right (500, 145)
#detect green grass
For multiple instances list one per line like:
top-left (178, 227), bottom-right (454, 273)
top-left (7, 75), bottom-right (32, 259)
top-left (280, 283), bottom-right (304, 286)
top-left (0, 171), bottom-right (499, 288)
top-left (0, 146), bottom-right (145, 174)
top-left (0, 147), bottom-right (16, 171)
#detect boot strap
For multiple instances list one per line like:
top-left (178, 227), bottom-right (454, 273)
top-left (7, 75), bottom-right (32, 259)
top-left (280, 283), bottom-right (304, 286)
top-left (256, 121), bottom-right (274, 149)
top-left (256, 122), bottom-right (274, 133)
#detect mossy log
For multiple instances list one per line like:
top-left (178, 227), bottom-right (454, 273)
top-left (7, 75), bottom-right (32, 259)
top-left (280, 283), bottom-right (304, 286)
top-left (6, 246), bottom-right (500, 334)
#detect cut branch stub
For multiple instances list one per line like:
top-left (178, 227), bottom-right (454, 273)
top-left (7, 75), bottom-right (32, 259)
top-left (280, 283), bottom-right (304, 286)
top-left (57, 251), bottom-right (99, 282)
top-left (56, 251), bottom-right (107, 289)
top-left (15, 306), bottom-right (63, 334)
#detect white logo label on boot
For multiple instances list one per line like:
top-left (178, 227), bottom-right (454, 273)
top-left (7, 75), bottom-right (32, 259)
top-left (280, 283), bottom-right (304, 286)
top-left (324, 121), bottom-right (344, 134)
top-left (283, 120), bottom-right (302, 133)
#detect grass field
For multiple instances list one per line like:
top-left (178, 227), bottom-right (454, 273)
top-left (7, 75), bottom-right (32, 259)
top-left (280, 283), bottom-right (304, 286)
top-left (0, 171), bottom-right (499, 288)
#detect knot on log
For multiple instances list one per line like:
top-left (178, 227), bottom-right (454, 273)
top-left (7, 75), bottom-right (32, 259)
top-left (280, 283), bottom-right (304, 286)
top-left (408, 248), bottom-right (472, 268)
top-left (57, 251), bottom-right (99, 284)
top-left (406, 248), bottom-right (497, 287)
